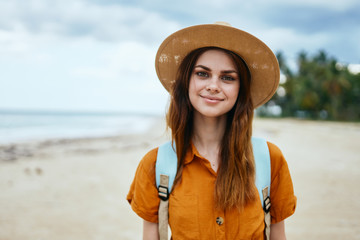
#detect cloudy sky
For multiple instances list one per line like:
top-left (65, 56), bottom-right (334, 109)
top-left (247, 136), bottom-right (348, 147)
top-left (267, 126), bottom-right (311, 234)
top-left (0, 0), bottom-right (359, 114)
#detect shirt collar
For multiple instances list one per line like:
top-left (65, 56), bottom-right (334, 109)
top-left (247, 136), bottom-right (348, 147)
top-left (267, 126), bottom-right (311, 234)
top-left (184, 142), bottom-right (203, 165)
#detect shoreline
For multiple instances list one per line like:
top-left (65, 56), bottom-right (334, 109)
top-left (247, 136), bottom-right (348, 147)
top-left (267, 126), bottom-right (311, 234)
top-left (1, 117), bottom-right (358, 162)
top-left (0, 115), bottom-right (167, 162)
top-left (0, 118), bottom-right (360, 239)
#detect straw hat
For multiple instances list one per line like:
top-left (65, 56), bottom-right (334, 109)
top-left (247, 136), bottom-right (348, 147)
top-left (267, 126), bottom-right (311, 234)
top-left (155, 22), bottom-right (280, 108)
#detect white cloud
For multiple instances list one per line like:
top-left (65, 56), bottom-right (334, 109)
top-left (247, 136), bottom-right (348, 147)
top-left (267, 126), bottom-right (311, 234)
top-left (191, 0), bottom-right (358, 12)
top-left (0, 0), bottom-right (180, 43)
top-left (0, 35), bottom-right (169, 113)
top-left (258, 27), bottom-right (332, 68)
top-left (348, 64), bottom-right (360, 74)
top-left (242, 0), bottom-right (359, 11)
top-left (0, 0), bottom-right (177, 113)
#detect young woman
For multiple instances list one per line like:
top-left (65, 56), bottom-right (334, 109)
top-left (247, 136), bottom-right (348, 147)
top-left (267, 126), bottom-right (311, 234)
top-left (127, 23), bottom-right (296, 240)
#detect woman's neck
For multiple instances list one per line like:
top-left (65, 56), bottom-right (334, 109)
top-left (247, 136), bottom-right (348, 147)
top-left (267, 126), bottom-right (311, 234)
top-left (192, 112), bottom-right (227, 167)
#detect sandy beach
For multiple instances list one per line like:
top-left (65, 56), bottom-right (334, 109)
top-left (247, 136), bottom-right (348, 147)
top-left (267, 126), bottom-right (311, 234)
top-left (0, 117), bottom-right (359, 240)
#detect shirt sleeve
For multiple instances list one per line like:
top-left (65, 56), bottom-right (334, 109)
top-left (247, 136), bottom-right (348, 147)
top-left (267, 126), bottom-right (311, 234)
top-left (267, 142), bottom-right (297, 224)
top-left (126, 148), bottom-right (160, 223)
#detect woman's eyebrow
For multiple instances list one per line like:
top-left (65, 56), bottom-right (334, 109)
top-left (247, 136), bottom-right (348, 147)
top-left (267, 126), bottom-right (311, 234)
top-left (222, 70), bottom-right (238, 74)
top-left (194, 65), bottom-right (238, 74)
top-left (194, 65), bottom-right (211, 71)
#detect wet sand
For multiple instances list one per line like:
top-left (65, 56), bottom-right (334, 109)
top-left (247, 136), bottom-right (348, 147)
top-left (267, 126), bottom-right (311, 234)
top-left (0, 117), bottom-right (359, 239)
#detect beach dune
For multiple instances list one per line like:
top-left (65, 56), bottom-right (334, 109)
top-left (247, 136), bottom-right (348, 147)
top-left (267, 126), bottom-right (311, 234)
top-left (0, 118), bottom-right (359, 239)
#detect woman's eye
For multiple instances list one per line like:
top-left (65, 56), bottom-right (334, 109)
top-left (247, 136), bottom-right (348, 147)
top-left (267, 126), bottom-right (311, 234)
top-left (222, 75), bottom-right (235, 81)
top-left (196, 72), bottom-right (208, 78)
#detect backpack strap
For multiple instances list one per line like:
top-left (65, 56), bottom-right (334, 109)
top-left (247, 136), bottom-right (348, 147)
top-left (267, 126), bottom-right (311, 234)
top-left (262, 187), bottom-right (271, 240)
top-left (252, 137), bottom-right (271, 240)
top-left (158, 174), bottom-right (170, 240)
top-left (156, 141), bottom-right (177, 240)
top-left (156, 141), bottom-right (177, 194)
top-left (156, 138), bottom-right (271, 240)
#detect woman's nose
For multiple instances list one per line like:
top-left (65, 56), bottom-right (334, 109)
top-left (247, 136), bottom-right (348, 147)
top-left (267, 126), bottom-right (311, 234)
top-left (206, 77), bottom-right (220, 92)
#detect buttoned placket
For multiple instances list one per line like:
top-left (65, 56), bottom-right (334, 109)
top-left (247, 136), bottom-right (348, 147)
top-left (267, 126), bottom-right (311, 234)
top-left (215, 209), bottom-right (226, 239)
top-left (195, 153), bottom-right (227, 239)
top-left (190, 144), bottom-right (228, 239)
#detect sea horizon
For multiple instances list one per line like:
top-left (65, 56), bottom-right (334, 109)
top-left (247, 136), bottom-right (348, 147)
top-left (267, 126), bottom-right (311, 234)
top-left (0, 109), bottom-right (162, 145)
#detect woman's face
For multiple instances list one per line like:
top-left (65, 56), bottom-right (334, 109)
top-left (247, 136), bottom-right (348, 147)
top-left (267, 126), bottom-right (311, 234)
top-left (189, 49), bottom-right (240, 119)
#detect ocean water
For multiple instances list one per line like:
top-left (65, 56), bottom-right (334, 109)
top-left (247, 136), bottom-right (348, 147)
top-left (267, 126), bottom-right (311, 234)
top-left (0, 110), bottom-right (158, 144)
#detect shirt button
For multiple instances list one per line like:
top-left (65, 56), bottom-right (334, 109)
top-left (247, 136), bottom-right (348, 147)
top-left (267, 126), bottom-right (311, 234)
top-left (216, 217), bottom-right (224, 225)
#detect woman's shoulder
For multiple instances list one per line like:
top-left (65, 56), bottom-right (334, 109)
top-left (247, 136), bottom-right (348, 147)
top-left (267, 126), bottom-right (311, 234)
top-left (266, 141), bottom-right (293, 185)
top-left (266, 141), bottom-right (287, 171)
top-left (266, 141), bottom-right (283, 157)
top-left (141, 147), bottom-right (159, 164)
top-left (137, 147), bottom-right (159, 178)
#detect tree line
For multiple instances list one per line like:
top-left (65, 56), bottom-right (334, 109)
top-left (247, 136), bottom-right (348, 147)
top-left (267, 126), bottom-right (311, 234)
top-left (257, 50), bottom-right (360, 121)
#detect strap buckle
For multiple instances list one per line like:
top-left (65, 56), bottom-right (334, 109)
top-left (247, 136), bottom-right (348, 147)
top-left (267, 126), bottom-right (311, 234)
top-left (158, 185), bottom-right (169, 201)
top-left (263, 196), bottom-right (271, 213)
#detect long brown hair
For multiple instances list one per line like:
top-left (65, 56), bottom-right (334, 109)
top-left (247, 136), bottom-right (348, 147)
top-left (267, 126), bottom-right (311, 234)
top-left (166, 47), bottom-right (256, 210)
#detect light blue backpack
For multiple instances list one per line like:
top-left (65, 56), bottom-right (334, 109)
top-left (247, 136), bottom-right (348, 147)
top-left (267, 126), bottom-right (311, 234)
top-left (155, 137), bottom-right (271, 240)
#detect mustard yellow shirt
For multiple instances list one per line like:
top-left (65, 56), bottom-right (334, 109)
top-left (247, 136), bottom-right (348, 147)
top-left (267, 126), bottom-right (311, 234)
top-left (127, 141), bottom-right (296, 239)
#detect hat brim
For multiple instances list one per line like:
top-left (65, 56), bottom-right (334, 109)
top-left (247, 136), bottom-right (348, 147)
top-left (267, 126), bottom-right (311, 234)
top-left (155, 24), bottom-right (280, 108)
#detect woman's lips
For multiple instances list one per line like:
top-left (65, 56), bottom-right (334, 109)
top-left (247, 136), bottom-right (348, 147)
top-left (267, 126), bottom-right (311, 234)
top-left (200, 95), bottom-right (224, 103)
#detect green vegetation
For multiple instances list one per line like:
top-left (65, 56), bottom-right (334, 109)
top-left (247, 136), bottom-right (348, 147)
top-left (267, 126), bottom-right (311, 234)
top-left (257, 50), bottom-right (360, 121)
